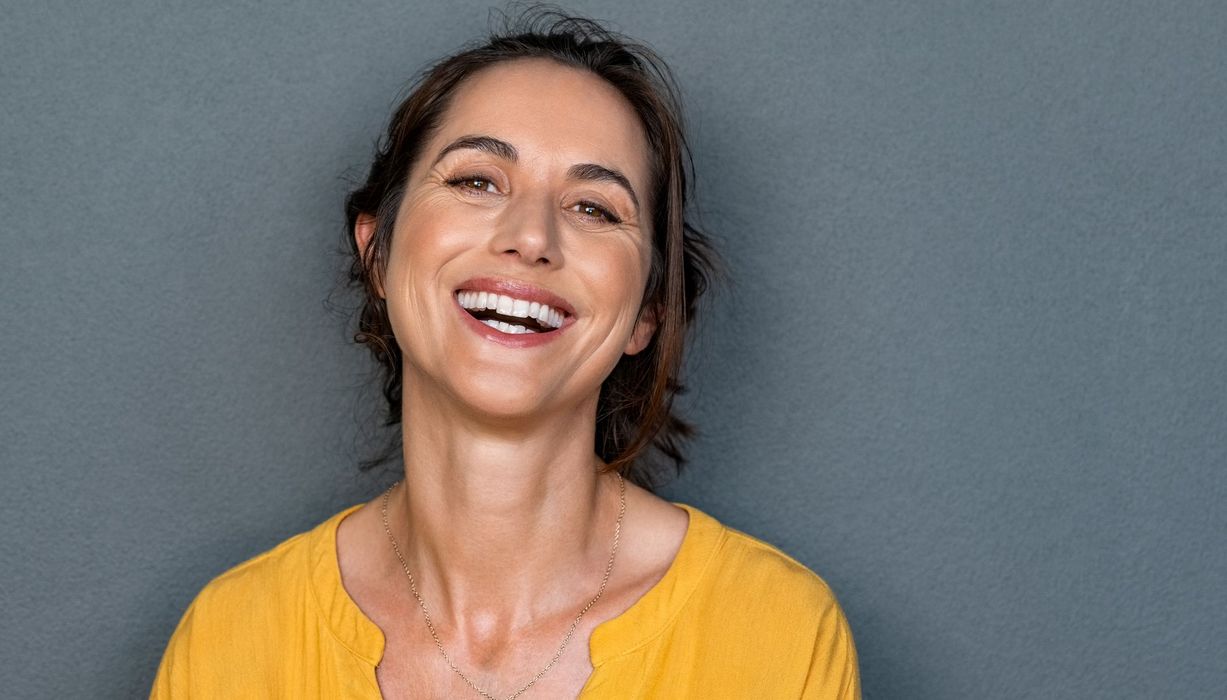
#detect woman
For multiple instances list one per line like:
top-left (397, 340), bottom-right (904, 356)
top-left (152, 9), bottom-right (859, 699)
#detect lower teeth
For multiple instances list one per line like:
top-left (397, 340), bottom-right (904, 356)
top-left (481, 318), bottom-right (537, 334)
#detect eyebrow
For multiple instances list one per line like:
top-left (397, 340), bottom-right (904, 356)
top-left (567, 163), bottom-right (641, 214)
top-left (432, 135), bottom-right (519, 166)
top-left (432, 134), bottom-right (641, 215)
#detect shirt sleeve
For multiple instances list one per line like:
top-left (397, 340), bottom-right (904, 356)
top-left (149, 580), bottom-right (284, 699)
top-left (801, 594), bottom-right (862, 700)
top-left (149, 594), bottom-right (201, 699)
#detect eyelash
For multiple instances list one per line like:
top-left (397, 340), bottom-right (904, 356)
top-left (444, 173), bottom-right (623, 225)
top-left (574, 200), bottom-right (622, 225)
top-left (445, 174), bottom-right (500, 194)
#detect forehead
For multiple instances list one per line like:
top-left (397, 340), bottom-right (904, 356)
top-left (428, 58), bottom-right (651, 189)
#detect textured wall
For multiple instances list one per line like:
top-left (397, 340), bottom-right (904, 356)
top-left (1, 1), bottom-right (1224, 698)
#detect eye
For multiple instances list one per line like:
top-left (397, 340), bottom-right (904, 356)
top-left (572, 200), bottom-right (622, 225)
top-left (445, 174), bottom-right (501, 194)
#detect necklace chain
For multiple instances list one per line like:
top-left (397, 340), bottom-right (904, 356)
top-left (379, 472), bottom-right (626, 700)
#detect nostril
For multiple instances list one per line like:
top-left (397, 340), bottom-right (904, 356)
top-left (502, 249), bottom-right (551, 265)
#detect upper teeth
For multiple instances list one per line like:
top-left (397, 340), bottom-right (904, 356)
top-left (456, 291), bottom-right (566, 329)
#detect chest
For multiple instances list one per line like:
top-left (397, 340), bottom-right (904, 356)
top-left (372, 624), bottom-right (598, 700)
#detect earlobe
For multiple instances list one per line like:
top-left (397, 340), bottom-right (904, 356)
top-left (354, 213), bottom-right (384, 299)
top-left (624, 305), bottom-right (659, 356)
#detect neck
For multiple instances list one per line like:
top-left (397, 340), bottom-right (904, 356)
top-left (385, 373), bottom-right (624, 633)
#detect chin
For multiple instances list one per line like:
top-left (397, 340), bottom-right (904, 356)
top-left (448, 373), bottom-right (569, 423)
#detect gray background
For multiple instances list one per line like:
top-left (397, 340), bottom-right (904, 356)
top-left (1, 1), bottom-right (1224, 698)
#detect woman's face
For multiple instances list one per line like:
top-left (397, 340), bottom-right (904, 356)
top-left (365, 58), bottom-right (657, 422)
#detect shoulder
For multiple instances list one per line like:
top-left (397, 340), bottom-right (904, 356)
top-left (150, 505), bottom-right (360, 697)
top-left (677, 505), bottom-right (861, 697)
top-left (187, 511), bottom-right (332, 623)
top-left (693, 507), bottom-right (843, 617)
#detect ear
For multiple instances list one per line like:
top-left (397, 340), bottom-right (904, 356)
top-left (354, 213), bottom-right (384, 299)
top-left (623, 304), bottom-right (659, 356)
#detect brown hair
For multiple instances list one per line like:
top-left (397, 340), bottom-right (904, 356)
top-left (343, 6), bottom-right (721, 490)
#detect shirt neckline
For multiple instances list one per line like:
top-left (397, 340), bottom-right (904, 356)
top-left (307, 498), bottom-right (727, 671)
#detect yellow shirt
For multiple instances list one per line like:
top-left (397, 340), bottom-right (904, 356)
top-left (152, 501), bottom-right (860, 698)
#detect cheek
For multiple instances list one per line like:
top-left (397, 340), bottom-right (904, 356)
top-left (581, 238), bottom-right (653, 321)
top-left (627, 234), bottom-right (654, 299)
top-left (387, 196), bottom-right (474, 282)
top-left (382, 204), bottom-right (467, 327)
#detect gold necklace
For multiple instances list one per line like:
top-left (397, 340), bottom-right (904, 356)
top-left (379, 472), bottom-right (626, 700)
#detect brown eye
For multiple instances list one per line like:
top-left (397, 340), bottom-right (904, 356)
top-left (574, 201), bottom-right (621, 224)
top-left (445, 175), bottom-right (500, 194)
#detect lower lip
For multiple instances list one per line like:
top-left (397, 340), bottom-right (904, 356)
top-left (454, 298), bottom-right (569, 348)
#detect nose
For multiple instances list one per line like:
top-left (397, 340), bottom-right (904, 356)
top-left (489, 192), bottom-right (562, 266)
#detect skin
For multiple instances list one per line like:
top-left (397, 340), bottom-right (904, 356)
top-left (339, 58), bottom-right (690, 698)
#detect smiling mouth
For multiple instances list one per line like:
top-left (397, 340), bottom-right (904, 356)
top-left (456, 290), bottom-right (568, 335)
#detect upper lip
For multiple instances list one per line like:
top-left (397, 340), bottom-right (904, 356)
top-left (454, 276), bottom-right (577, 317)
